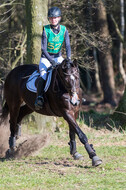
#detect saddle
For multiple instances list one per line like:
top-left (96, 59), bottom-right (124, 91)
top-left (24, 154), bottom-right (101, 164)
top-left (26, 69), bottom-right (52, 93)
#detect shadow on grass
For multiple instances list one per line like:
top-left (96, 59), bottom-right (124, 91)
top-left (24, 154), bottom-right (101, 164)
top-left (23, 158), bottom-right (93, 169)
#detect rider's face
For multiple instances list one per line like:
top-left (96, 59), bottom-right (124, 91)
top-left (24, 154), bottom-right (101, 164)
top-left (49, 17), bottom-right (61, 26)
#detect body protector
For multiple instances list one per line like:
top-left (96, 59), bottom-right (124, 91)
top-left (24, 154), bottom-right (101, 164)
top-left (44, 25), bottom-right (66, 54)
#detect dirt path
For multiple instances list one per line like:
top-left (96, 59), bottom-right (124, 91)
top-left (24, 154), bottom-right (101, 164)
top-left (0, 119), bottom-right (49, 158)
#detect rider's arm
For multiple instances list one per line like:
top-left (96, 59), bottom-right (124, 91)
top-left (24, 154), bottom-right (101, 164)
top-left (64, 29), bottom-right (71, 59)
top-left (41, 29), bottom-right (54, 63)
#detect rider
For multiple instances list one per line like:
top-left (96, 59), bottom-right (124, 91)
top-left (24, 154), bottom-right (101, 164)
top-left (35, 7), bottom-right (72, 110)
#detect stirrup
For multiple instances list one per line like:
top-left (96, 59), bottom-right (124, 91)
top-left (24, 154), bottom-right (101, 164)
top-left (35, 96), bottom-right (44, 109)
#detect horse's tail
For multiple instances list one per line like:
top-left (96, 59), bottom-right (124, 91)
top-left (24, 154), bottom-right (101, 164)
top-left (0, 101), bottom-right (9, 124)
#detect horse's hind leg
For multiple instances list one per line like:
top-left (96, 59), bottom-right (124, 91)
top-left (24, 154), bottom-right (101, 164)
top-left (68, 125), bottom-right (83, 160)
top-left (8, 104), bottom-right (21, 152)
top-left (8, 104), bottom-right (33, 152)
top-left (15, 104), bottom-right (33, 139)
top-left (15, 123), bottom-right (21, 139)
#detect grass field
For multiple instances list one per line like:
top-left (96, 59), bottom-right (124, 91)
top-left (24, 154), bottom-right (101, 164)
top-left (0, 116), bottom-right (126, 190)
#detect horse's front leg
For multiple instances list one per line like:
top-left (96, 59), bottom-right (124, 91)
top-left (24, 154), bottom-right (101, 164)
top-left (64, 111), bottom-right (102, 166)
top-left (68, 125), bottom-right (84, 160)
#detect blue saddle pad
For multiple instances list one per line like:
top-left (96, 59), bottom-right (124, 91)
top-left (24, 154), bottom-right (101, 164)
top-left (26, 70), bottom-right (52, 93)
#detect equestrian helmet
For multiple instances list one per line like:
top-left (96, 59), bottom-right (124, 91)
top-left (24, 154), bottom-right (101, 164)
top-left (48, 7), bottom-right (61, 17)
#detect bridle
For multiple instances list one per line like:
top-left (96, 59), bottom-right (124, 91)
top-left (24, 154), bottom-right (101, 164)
top-left (63, 71), bottom-right (80, 81)
top-left (57, 65), bottom-right (80, 93)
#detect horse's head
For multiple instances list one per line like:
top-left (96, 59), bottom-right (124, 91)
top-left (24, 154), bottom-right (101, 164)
top-left (58, 59), bottom-right (80, 106)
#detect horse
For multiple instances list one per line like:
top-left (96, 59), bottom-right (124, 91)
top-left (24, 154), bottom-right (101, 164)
top-left (1, 59), bottom-right (102, 166)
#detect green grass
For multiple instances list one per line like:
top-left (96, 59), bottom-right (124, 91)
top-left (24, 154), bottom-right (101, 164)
top-left (0, 118), bottom-right (126, 190)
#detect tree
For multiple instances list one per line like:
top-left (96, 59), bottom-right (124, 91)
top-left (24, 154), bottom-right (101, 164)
top-left (118, 0), bottom-right (126, 84)
top-left (0, 0), bottom-right (126, 107)
top-left (25, 0), bottom-right (48, 65)
top-left (111, 87), bottom-right (126, 129)
top-left (93, 0), bottom-right (116, 105)
top-left (0, 0), bottom-right (26, 72)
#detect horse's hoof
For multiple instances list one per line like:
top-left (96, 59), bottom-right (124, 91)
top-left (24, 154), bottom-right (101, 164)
top-left (16, 133), bottom-right (21, 140)
top-left (73, 152), bottom-right (84, 160)
top-left (92, 156), bottom-right (102, 167)
top-left (16, 135), bottom-right (19, 140)
top-left (6, 148), bottom-right (15, 158)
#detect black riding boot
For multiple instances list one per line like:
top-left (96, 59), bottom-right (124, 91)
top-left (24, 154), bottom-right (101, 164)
top-left (35, 77), bottom-right (45, 110)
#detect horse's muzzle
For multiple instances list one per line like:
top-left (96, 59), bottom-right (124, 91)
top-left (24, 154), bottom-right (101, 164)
top-left (70, 92), bottom-right (80, 106)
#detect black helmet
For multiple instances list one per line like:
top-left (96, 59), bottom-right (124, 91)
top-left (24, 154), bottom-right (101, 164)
top-left (48, 7), bottom-right (61, 17)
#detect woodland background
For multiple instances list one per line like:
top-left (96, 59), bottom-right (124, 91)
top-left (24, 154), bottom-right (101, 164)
top-left (0, 0), bottom-right (126, 129)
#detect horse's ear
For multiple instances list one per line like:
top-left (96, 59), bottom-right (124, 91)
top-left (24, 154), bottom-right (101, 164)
top-left (61, 59), bottom-right (66, 69)
top-left (62, 59), bottom-right (66, 64)
top-left (62, 59), bottom-right (66, 67)
top-left (73, 59), bottom-right (78, 67)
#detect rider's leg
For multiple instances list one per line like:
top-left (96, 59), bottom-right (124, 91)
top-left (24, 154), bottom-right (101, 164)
top-left (34, 56), bottom-right (64, 110)
top-left (34, 77), bottom-right (46, 109)
top-left (35, 58), bottom-right (51, 110)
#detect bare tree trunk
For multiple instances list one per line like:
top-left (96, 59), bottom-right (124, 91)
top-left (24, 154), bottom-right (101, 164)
top-left (93, 48), bottom-right (102, 93)
top-left (111, 86), bottom-right (126, 129)
top-left (119, 0), bottom-right (126, 84)
top-left (25, 0), bottom-right (56, 127)
top-left (84, 0), bottom-right (92, 92)
top-left (48, 0), bottom-right (51, 8)
top-left (94, 0), bottom-right (116, 105)
top-left (25, 0), bottom-right (48, 65)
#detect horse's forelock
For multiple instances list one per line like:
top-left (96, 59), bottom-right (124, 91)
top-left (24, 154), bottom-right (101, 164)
top-left (60, 59), bottom-right (78, 74)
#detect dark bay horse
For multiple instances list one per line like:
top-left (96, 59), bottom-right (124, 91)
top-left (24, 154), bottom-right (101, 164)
top-left (1, 59), bottom-right (102, 166)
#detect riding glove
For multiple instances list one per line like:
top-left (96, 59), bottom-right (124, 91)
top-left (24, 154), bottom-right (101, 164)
top-left (51, 60), bottom-right (57, 67)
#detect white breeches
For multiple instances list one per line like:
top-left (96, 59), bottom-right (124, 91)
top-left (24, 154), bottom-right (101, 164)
top-left (39, 56), bottom-right (64, 80)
